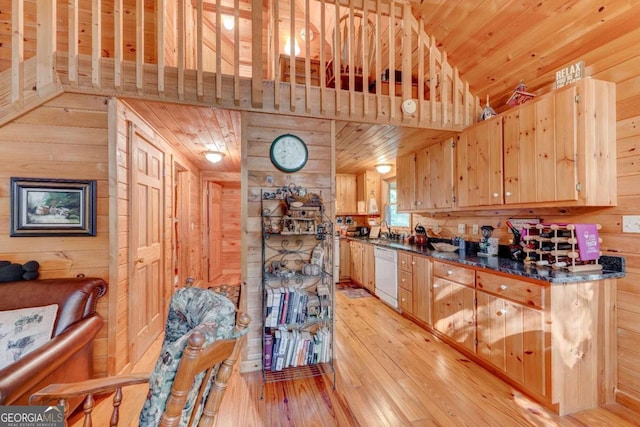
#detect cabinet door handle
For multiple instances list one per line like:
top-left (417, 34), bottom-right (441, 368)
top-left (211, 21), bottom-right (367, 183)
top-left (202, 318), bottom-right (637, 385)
top-left (497, 309), bottom-right (507, 316)
top-left (505, 191), bottom-right (512, 197)
top-left (492, 192), bottom-right (499, 198)
top-left (417, 201), bottom-right (422, 206)
top-left (447, 270), bottom-right (453, 275)
top-left (411, 261), bottom-right (416, 265)
top-left (433, 284), bottom-right (439, 289)
top-left (401, 278), bottom-right (406, 282)
top-left (500, 284), bottom-right (508, 290)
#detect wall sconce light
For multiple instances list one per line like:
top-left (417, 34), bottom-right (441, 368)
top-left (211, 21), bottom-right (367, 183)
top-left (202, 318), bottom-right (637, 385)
top-left (375, 164), bottom-right (392, 174)
top-left (222, 15), bottom-right (234, 31)
top-left (205, 151), bottom-right (225, 163)
top-left (284, 36), bottom-right (301, 56)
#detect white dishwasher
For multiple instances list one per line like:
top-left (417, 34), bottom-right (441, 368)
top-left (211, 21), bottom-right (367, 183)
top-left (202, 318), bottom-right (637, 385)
top-left (374, 246), bottom-right (398, 309)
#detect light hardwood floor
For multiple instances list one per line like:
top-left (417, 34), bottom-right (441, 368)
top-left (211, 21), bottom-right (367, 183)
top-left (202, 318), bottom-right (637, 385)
top-left (76, 285), bottom-right (640, 426)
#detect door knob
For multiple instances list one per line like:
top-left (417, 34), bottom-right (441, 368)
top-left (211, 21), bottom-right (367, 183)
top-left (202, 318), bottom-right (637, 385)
top-left (134, 257), bottom-right (145, 264)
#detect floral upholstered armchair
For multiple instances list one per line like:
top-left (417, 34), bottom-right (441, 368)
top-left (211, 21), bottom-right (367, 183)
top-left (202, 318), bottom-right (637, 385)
top-left (30, 285), bottom-right (250, 427)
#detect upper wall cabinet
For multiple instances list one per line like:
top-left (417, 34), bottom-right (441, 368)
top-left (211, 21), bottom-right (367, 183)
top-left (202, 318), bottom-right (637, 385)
top-left (456, 117), bottom-right (503, 208)
top-left (397, 152), bottom-right (417, 212)
top-left (458, 78), bottom-right (616, 208)
top-left (356, 170), bottom-right (381, 214)
top-left (336, 174), bottom-right (357, 214)
top-left (398, 138), bottom-right (455, 212)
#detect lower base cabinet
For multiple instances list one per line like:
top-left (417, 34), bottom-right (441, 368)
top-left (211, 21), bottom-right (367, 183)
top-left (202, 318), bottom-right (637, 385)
top-left (398, 252), bottom-right (431, 324)
top-left (349, 241), bottom-right (375, 293)
top-left (476, 290), bottom-right (545, 396)
top-left (339, 239), bottom-right (351, 281)
top-left (431, 261), bottom-right (475, 353)
top-left (423, 264), bottom-right (612, 415)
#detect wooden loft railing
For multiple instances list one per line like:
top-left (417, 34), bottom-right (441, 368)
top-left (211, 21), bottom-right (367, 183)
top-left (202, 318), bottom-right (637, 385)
top-left (0, 0), bottom-right (480, 130)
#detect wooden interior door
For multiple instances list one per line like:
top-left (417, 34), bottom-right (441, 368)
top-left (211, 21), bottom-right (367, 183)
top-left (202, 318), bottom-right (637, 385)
top-left (207, 181), bottom-right (223, 282)
top-left (130, 126), bottom-right (165, 363)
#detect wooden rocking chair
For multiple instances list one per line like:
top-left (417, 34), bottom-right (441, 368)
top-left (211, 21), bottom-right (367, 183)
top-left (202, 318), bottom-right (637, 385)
top-left (30, 285), bottom-right (250, 427)
top-left (326, 12), bottom-right (376, 92)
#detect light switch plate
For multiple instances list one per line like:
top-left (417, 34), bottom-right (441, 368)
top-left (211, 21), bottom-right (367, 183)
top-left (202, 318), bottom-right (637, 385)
top-left (622, 215), bottom-right (640, 233)
top-left (458, 224), bottom-right (466, 234)
top-left (472, 224), bottom-right (479, 235)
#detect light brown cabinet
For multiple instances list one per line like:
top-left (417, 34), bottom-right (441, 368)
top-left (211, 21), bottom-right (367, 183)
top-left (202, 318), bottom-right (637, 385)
top-left (475, 272), bottom-right (546, 397)
top-left (339, 239), bottom-right (351, 281)
top-left (456, 116), bottom-right (503, 208)
top-left (396, 152), bottom-right (416, 212)
top-left (397, 138), bottom-right (455, 212)
top-left (392, 251), bottom-right (612, 415)
top-left (349, 240), bottom-right (363, 286)
top-left (457, 78), bottom-right (616, 209)
top-left (398, 252), bottom-right (431, 323)
top-left (336, 174), bottom-right (357, 214)
top-left (362, 243), bottom-right (375, 293)
top-left (356, 170), bottom-right (381, 214)
top-left (417, 138), bottom-right (456, 209)
top-left (431, 261), bottom-right (476, 353)
top-left (349, 240), bottom-right (375, 293)
top-left (502, 78), bottom-right (616, 206)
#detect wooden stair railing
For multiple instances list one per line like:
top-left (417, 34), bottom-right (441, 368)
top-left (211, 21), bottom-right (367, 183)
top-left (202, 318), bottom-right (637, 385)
top-left (0, 0), bottom-right (479, 131)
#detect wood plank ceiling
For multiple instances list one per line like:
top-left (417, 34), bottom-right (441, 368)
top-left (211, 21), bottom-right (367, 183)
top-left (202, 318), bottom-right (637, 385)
top-left (121, 0), bottom-right (640, 174)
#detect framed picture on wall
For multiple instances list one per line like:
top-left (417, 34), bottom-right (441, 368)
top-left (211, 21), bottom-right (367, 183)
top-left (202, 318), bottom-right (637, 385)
top-left (10, 177), bottom-right (97, 237)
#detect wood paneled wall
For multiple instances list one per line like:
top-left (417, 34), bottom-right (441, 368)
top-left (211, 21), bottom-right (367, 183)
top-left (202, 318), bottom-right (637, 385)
top-left (241, 111), bottom-right (334, 372)
top-left (0, 93), bottom-right (110, 376)
top-left (110, 100), bottom-right (204, 374)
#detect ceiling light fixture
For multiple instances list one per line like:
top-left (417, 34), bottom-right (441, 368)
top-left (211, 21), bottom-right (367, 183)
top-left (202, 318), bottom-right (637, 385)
top-left (300, 28), bottom-right (313, 41)
top-left (284, 36), bottom-right (301, 56)
top-left (222, 15), bottom-right (234, 31)
top-left (375, 164), bottom-right (392, 174)
top-left (205, 151), bottom-right (225, 163)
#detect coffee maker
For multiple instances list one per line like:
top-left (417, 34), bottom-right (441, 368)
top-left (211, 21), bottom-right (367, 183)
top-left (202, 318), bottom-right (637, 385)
top-left (478, 225), bottom-right (495, 256)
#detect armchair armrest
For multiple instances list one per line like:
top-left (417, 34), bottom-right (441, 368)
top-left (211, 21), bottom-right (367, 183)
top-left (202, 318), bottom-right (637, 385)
top-left (0, 314), bottom-right (104, 405)
top-left (29, 374), bottom-right (151, 405)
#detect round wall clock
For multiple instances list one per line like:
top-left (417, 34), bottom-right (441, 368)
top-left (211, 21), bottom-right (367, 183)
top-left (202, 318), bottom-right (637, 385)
top-left (269, 134), bottom-right (308, 173)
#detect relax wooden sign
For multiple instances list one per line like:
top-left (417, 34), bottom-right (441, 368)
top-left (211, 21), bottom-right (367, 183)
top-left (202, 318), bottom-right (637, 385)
top-left (555, 60), bottom-right (585, 88)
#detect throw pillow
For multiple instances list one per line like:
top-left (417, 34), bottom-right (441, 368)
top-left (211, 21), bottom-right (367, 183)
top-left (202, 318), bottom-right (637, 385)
top-left (0, 304), bottom-right (58, 371)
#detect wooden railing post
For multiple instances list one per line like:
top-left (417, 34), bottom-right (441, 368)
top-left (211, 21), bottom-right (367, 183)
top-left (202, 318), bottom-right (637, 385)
top-left (36, 0), bottom-right (56, 95)
top-left (252, 0), bottom-right (265, 108)
top-left (92, 0), bottom-right (101, 88)
top-left (68, 0), bottom-right (78, 86)
top-left (11, 0), bottom-right (24, 104)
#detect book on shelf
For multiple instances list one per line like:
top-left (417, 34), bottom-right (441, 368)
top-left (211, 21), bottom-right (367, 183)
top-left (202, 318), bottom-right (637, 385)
top-left (265, 288), bottom-right (275, 327)
top-left (275, 328), bottom-right (287, 371)
top-left (263, 329), bottom-right (273, 371)
top-left (279, 287), bottom-right (290, 325)
top-left (271, 329), bottom-right (281, 371)
top-left (285, 330), bottom-right (298, 368)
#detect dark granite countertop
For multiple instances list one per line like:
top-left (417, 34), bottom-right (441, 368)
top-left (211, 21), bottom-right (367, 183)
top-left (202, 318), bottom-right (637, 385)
top-left (344, 236), bottom-right (625, 285)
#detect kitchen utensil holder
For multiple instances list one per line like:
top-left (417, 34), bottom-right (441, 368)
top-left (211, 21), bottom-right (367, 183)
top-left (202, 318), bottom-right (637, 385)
top-left (522, 223), bottom-right (603, 272)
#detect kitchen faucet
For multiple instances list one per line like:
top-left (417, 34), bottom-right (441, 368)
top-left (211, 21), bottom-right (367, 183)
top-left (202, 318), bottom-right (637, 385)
top-left (380, 220), bottom-right (389, 238)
